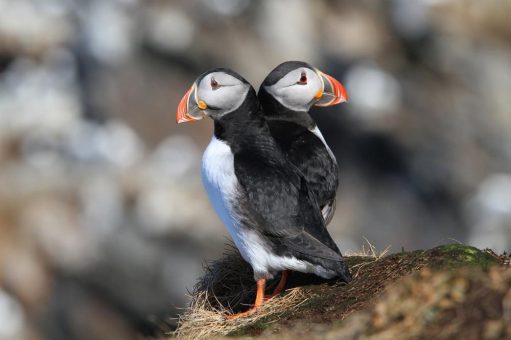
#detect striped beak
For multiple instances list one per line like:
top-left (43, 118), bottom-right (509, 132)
top-left (176, 83), bottom-right (205, 124)
top-left (314, 70), bottom-right (349, 107)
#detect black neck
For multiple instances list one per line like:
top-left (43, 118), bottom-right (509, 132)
top-left (258, 86), bottom-right (315, 129)
top-left (213, 88), bottom-right (274, 153)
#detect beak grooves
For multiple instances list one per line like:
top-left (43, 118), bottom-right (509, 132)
top-left (176, 85), bottom-right (197, 124)
top-left (316, 71), bottom-right (349, 107)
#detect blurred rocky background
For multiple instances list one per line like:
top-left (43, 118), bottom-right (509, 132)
top-left (0, 0), bottom-right (510, 338)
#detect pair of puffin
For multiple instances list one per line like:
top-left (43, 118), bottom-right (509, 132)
top-left (176, 61), bottom-right (350, 319)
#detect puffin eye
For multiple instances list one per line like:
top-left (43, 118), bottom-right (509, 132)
top-left (297, 71), bottom-right (307, 85)
top-left (211, 77), bottom-right (219, 89)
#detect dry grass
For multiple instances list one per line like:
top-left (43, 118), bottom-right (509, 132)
top-left (344, 238), bottom-right (392, 282)
top-left (173, 288), bottom-right (309, 339)
top-left (344, 237), bottom-right (391, 259)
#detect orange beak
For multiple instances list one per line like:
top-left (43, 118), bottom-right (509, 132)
top-left (176, 83), bottom-right (204, 124)
top-left (314, 70), bottom-right (349, 107)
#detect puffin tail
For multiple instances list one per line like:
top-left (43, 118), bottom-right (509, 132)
top-left (334, 259), bottom-right (352, 283)
top-left (321, 257), bottom-right (352, 283)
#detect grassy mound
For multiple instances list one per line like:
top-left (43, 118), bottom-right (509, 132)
top-left (171, 244), bottom-right (509, 339)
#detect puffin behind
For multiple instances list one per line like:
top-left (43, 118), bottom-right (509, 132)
top-left (258, 61), bottom-right (348, 225)
top-left (176, 68), bottom-right (351, 319)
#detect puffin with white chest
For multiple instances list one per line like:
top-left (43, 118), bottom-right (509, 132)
top-left (176, 68), bottom-right (351, 318)
top-left (258, 61), bottom-right (348, 226)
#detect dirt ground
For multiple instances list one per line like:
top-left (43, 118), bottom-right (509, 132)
top-left (171, 244), bottom-right (510, 339)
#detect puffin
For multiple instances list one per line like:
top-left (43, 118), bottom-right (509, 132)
top-left (258, 61), bottom-right (348, 225)
top-left (176, 68), bottom-right (351, 318)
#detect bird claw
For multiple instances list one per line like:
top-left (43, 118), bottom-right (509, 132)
top-left (225, 306), bottom-right (258, 320)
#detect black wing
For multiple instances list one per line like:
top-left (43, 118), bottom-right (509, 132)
top-left (233, 149), bottom-right (342, 262)
top-left (268, 121), bottom-right (338, 224)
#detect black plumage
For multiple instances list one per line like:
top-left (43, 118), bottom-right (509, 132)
top-left (213, 85), bottom-right (349, 281)
top-left (258, 62), bottom-right (340, 224)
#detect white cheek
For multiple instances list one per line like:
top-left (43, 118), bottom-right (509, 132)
top-left (280, 84), bottom-right (319, 107)
top-left (200, 87), bottom-right (234, 108)
top-left (197, 84), bottom-right (249, 115)
top-left (268, 75), bottom-right (322, 111)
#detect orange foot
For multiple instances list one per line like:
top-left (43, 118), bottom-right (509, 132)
top-left (225, 278), bottom-right (265, 320)
top-left (264, 270), bottom-right (290, 302)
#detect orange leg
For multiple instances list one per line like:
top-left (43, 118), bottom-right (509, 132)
top-left (226, 278), bottom-right (265, 319)
top-left (264, 270), bottom-right (290, 301)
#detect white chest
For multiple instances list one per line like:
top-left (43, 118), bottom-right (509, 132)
top-left (202, 136), bottom-right (237, 198)
top-left (201, 136), bottom-right (247, 256)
